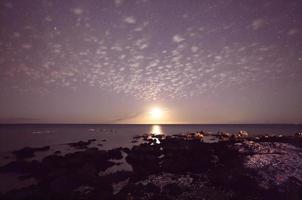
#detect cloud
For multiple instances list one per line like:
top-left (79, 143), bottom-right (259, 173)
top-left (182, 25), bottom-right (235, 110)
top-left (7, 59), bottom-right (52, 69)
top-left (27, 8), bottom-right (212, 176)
top-left (109, 111), bottom-right (144, 123)
top-left (287, 28), bottom-right (299, 36)
top-left (22, 43), bottom-right (32, 49)
top-left (251, 19), bottom-right (267, 30)
top-left (191, 46), bottom-right (199, 53)
top-left (114, 0), bottom-right (124, 7)
top-left (172, 34), bottom-right (185, 43)
top-left (71, 8), bottom-right (83, 15)
top-left (124, 16), bottom-right (136, 24)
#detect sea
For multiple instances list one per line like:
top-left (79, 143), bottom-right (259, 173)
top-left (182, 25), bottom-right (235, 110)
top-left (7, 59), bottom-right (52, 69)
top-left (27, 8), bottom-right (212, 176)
top-left (1, 124), bottom-right (302, 153)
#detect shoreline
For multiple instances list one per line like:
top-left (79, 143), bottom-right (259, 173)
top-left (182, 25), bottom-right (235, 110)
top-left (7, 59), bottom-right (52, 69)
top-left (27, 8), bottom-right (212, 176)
top-left (0, 131), bottom-right (302, 199)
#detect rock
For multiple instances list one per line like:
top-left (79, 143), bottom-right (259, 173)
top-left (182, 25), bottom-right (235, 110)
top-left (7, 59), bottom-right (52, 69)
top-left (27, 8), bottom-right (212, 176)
top-left (107, 148), bottom-right (123, 160)
top-left (210, 154), bottom-right (220, 165)
top-left (54, 150), bottom-right (61, 155)
top-left (0, 160), bottom-right (39, 173)
top-left (68, 140), bottom-right (95, 149)
top-left (133, 135), bottom-right (142, 140)
top-left (162, 183), bottom-right (183, 196)
top-left (2, 135), bottom-right (302, 200)
top-left (238, 130), bottom-right (249, 138)
top-left (237, 140), bottom-right (302, 189)
top-left (295, 132), bottom-right (302, 137)
top-left (73, 185), bottom-right (94, 197)
top-left (218, 131), bottom-right (231, 138)
top-left (13, 146), bottom-right (50, 159)
top-left (127, 192), bottom-right (134, 200)
top-left (195, 132), bottom-right (204, 140)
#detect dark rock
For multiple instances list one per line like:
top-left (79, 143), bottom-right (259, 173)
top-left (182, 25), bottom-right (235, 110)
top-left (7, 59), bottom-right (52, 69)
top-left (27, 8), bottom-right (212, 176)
top-left (107, 148), bottom-right (123, 160)
top-left (133, 135), bottom-right (142, 140)
top-left (54, 150), bottom-right (61, 155)
top-left (295, 132), bottom-right (302, 137)
top-left (238, 130), bottom-right (249, 138)
top-left (162, 183), bottom-right (183, 196)
top-left (2, 135), bottom-right (302, 200)
top-left (68, 140), bottom-right (94, 149)
top-left (13, 146), bottom-right (50, 159)
top-left (0, 160), bottom-right (39, 173)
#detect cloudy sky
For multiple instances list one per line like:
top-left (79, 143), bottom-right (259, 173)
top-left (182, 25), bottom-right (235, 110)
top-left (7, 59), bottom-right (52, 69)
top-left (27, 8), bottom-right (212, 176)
top-left (0, 0), bottom-right (301, 124)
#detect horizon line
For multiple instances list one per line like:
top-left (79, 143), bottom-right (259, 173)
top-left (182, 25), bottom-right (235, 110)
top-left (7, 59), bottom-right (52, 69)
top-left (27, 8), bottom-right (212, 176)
top-left (0, 122), bottom-right (301, 125)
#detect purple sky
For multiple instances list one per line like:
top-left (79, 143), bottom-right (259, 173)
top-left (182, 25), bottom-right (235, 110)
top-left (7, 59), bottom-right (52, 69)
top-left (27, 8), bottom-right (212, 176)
top-left (0, 0), bottom-right (302, 124)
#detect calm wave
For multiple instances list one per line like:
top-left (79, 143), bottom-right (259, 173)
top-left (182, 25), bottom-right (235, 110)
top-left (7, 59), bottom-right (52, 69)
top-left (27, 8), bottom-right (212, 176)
top-left (1, 124), bottom-right (302, 153)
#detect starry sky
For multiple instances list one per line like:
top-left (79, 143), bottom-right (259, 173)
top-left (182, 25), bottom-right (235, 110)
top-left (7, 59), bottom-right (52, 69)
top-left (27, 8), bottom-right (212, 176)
top-left (0, 0), bottom-right (302, 124)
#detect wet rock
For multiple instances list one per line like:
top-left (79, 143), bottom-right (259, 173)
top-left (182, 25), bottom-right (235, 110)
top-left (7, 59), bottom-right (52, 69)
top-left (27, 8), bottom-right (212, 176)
top-left (162, 183), bottom-right (183, 196)
top-left (73, 185), bottom-right (94, 198)
top-left (217, 131), bottom-right (231, 139)
top-left (209, 154), bottom-right (219, 165)
top-left (0, 160), bottom-right (39, 173)
top-left (238, 130), bottom-right (249, 138)
top-left (195, 132), bottom-right (204, 140)
top-left (126, 192), bottom-right (134, 200)
top-left (126, 144), bottom-right (161, 178)
top-left (13, 146), bottom-right (50, 159)
top-left (102, 171), bottom-right (132, 184)
top-left (68, 140), bottom-right (95, 149)
top-left (295, 132), bottom-right (302, 137)
top-left (107, 148), bottom-right (124, 160)
top-left (54, 150), bottom-right (61, 155)
top-left (2, 135), bottom-right (302, 200)
top-left (0, 147), bottom-right (125, 199)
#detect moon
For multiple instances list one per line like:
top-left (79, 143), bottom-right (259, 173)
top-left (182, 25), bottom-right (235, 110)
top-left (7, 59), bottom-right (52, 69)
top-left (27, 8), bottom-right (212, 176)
top-left (149, 107), bottom-right (163, 121)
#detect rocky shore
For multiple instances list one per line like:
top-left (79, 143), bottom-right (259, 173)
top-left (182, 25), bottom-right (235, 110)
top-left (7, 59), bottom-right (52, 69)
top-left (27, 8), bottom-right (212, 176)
top-left (0, 131), bottom-right (301, 200)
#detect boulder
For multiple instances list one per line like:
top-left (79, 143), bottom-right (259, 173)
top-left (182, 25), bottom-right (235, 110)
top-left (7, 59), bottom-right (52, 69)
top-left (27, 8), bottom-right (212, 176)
top-left (238, 130), bottom-right (248, 138)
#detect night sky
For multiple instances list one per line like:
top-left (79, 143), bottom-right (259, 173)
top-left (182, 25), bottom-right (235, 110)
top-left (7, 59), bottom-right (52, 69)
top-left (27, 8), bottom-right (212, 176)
top-left (0, 0), bottom-right (301, 124)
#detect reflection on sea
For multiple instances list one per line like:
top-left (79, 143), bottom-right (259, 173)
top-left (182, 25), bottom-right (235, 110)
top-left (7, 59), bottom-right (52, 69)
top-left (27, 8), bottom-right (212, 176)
top-left (150, 125), bottom-right (163, 135)
top-left (148, 125), bottom-right (165, 144)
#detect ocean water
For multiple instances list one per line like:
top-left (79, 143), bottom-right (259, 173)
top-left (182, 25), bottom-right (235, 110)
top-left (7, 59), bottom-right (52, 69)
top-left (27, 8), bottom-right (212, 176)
top-left (0, 124), bottom-right (302, 153)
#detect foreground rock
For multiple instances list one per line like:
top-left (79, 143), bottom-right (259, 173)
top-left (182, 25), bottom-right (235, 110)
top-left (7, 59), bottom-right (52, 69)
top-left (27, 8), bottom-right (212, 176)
top-left (0, 147), bottom-right (130, 199)
top-left (1, 133), bottom-right (302, 200)
top-left (236, 141), bottom-right (302, 189)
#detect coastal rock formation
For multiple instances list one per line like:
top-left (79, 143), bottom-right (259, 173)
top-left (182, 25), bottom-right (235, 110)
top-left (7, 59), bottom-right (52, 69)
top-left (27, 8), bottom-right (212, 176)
top-left (1, 133), bottom-right (302, 200)
top-left (68, 139), bottom-right (97, 149)
top-left (13, 146), bottom-right (50, 159)
top-left (236, 140), bottom-right (302, 189)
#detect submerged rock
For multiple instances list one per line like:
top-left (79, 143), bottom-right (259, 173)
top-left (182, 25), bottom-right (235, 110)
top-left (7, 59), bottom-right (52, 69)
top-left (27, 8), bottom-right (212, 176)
top-left (68, 140), bottom-right (96, 149)
top-left (13, 146), bottom-right (50, 159)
